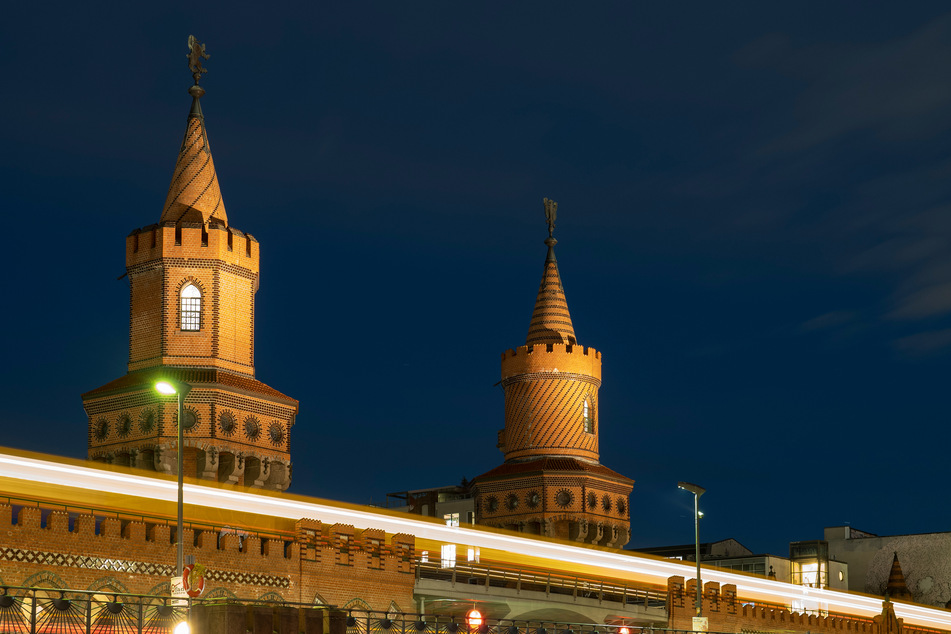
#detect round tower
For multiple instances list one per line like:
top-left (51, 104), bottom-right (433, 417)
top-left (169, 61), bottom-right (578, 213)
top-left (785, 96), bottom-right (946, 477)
top-left (472, 199), bottom-right (633, 547)
top-left (81, 41), bottom-right (298, 491)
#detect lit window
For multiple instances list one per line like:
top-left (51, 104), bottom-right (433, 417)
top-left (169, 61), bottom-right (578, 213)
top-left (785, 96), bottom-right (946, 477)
top-left (444, 512), bottom-right (460, 527)
top-left (180, 284), bottom-right (201, 331)
top-left (583, 398), bottom-right (593, 433)
top-left (440, 544), bottom-right (456, 569)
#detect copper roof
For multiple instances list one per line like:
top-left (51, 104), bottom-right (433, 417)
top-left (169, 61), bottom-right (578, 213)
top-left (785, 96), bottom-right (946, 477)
top-left (82, 368), bottom-right (297, 407)
top-left (159, 90), bottom-right (228, 227)
top-left (475, 456), bottom-right (633, 485)
top-left (525, 239), bottom-right (577, 346)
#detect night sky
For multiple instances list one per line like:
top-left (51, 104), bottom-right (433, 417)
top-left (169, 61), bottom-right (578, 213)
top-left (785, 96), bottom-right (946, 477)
top-left (3, 3), bottom-right (951, 558)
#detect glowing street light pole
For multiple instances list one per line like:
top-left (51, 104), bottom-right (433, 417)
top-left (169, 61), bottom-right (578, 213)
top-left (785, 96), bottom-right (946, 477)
top-left (156, 379), bottom-right (192, 578)
top-left (678, 481), bottom-right (706, 618)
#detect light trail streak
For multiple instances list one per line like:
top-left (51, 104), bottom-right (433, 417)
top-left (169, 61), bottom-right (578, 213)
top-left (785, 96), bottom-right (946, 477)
top-left (0, 451), bottom-right (947, 629)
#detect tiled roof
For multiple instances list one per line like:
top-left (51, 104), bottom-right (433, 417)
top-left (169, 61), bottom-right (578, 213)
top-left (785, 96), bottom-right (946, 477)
top-left (81, 368), bottom-right (297, 406)
top-left (526, 239), bottom-right (577, 346)
top-left (159, 90), bottom-right (228, 227)
top-left (475, 456), bottom-right (633, 485)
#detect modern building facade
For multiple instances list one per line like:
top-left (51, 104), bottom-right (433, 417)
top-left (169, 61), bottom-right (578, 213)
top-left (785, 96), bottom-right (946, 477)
top-left (821, 526), bottom-right (951, 607)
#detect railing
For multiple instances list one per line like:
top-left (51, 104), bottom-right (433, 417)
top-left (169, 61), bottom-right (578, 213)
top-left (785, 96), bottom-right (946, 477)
top-left (415, 561), bottom-right (667, 609)
top-left (346, 609), bottom-right (672, 634)
top-left (0, 586), bottom-right (189, 634)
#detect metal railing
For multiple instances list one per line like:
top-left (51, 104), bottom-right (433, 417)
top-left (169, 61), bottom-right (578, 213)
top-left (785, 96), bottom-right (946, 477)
top-left (415, 561), bottom-right (667, 609)
top-left (346, 609), bottom-right (670, 634)
top-left (0, 586), bottom-right (189, 634)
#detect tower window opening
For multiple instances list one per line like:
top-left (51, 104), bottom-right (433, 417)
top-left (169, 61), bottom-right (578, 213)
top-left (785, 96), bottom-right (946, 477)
top-left (180, 284), bottom-right (202, 331)
top-left (151, 228), bottom-right (157, 248)
top-left (133, 233), bottom-right (139, 253)
top-left (175, 225), bottom-right (182, 245)
top-left (583, 398), bottom-right (593, 433)
top-left (201, 226), bottom-right (209, 247)
top-left (227, 231), bottom-right (233, 251)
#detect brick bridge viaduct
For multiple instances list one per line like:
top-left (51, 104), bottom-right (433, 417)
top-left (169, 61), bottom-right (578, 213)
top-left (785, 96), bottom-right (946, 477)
top-left (0, 449), bottom-right (947, 634)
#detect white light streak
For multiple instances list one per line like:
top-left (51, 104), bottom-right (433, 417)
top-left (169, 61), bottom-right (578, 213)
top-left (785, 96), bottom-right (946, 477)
top-left (0, 453), bottom-right (948, 629)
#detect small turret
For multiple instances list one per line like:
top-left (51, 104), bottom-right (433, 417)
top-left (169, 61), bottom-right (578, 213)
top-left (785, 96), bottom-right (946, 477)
top-left (472, 199), bottom-right (633, 547)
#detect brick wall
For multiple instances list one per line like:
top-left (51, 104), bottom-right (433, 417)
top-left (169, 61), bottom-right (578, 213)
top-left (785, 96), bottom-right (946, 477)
top-left (0, 504), bottom-right (414, 612)
top-left (667, 576), bottom-right (942, 634)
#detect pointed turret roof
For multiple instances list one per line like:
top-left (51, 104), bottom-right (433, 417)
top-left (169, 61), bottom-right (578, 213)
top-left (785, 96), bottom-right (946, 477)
top-left (526, 199), bottom-right (577, 346)
top-left (886, 552), bottom-right (913, 601)
top-left (159, 84), bottom-right (228, 227)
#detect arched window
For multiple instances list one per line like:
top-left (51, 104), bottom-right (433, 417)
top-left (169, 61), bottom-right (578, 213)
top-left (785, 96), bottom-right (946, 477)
top-left (583, 398), bottom-right (593, 433)
top-left (180, 284), bottom-right (201, 331)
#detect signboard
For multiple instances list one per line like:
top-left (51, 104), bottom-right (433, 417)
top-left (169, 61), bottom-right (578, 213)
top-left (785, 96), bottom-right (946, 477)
top-left (692, 617), bottom-right (708, 632)
top-left (170, 576), bottom-right (188, 607)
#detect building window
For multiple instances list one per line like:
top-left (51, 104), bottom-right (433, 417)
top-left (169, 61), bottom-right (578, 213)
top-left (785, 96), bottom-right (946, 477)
top-left (443, 512), bottom-right (460, 527)
top-left (583, 398), bottom-right (593, 433)
top-left (440, 544), bottom-right (456, 569)
top-left (180, 284), bottom-right (201, 331)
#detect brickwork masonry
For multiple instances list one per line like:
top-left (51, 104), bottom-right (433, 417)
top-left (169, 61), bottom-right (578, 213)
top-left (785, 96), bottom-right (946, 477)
top-left (667, 576), bottom-right (937, 634)
top-left (0, 504), bottom-right (414, 611)
top-left (501, 344), bottom-right (601, 381)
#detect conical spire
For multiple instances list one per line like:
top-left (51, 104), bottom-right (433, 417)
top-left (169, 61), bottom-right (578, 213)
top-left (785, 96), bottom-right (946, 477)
top-left (159, 46), bottom-right (228, 227)
top-left (886, 552), bottom-right (913, 601)
top-left (526, 198), bottom-right (577, 346)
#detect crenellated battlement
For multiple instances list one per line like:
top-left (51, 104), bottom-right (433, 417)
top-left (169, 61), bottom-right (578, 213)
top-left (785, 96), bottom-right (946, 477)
top-left (500, 343), bottom-right (601, 380)
top-left (0, 502), bottom-right (416, 607)
top-left (667, 576), bottom-right (907, 634)
top-left (126, 222), bottom-right (259, 271)
top-left (293, 519), bottom-right (415, 573)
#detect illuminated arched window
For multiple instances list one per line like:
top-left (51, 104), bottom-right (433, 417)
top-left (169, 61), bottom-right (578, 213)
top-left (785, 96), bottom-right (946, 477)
top-left (180, 284), bottom-right (201, 331)
top-left (583, 398), bottom-right (593, 433)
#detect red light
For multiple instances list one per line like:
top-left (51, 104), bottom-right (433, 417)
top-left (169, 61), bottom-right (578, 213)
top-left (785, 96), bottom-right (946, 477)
top-left (466, 610), bottom-right (483, 628)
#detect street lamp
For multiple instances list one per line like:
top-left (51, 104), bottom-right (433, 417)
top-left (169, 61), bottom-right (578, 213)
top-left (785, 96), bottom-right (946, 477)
top-left (155, 379), bottom-right (192, 578)
top-left (678, 481), bottom-right (706, 618)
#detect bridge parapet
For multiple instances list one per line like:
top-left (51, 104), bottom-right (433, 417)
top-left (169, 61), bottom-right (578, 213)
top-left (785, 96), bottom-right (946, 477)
top-left (668, 576), bottom-right (938, 634)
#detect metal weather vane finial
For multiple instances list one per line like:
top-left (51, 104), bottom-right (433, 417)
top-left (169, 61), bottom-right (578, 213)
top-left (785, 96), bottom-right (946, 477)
top-left (543, 198), bottom-right (558, 238)
top-left (187, 35), bottom-right (210, 84)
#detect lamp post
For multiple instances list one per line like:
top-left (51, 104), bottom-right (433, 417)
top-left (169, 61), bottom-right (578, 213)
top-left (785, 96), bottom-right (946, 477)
top-left (678, 481), bottom-right (706, 618)
top-left (156, 379), bottom-right (192, 578)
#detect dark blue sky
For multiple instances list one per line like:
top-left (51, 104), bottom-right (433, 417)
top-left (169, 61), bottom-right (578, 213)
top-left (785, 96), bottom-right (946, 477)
top-left (3, 3), bottom-right (951, 556)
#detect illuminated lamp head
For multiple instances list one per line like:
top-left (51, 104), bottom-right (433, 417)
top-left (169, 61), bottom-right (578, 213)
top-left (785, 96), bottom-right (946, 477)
top-left (466, 610), bottom-right (483, 629)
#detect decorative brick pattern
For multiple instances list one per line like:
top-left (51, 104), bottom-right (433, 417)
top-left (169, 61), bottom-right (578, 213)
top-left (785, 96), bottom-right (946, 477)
top-left (526, 246), bottom-right (576, 346)
top-left (160, 103), bottom-right (227, 226)
top-left (472, 227), bottom-right (633, 547)
top-left (0, 503), bottom-right (413, 610)
top-left (80, 89), bottom-right (297, 492)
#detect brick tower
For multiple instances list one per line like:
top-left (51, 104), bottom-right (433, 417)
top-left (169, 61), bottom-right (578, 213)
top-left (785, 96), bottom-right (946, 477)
top-left (471, 200), bottom-right (633, 546)
top-left (81, 59), bottom-right (298, 491)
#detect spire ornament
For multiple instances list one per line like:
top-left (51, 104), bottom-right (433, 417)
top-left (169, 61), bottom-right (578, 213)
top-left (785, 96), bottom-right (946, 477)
top-left (543, 197), bottom-right (558, 239)
top-left (187, 35), bottom-right (210, 86)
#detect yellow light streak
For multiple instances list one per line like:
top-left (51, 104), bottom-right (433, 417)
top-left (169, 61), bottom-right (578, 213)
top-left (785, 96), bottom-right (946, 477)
top-left (0, 449), bottom-right (948, 629)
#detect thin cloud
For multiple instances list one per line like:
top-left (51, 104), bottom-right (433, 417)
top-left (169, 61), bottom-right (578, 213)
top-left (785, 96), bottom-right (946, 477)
top-left (887, 282), bottom-right (951, 321)
top-left (892, 328), bottom-right (951, 356)
top-left (743, 14), bottom-right (951, 154)
top-left (799, 310), bottom-right (857, 332)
